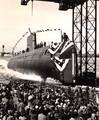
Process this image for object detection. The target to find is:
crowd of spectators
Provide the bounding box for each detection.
[0,79,99,120]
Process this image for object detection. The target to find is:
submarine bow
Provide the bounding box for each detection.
[8,39,75,84]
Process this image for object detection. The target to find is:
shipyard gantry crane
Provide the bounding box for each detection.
[20,0,98,86]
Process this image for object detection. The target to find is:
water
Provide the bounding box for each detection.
[0,58,43,83]
[0,57,99,84]
[0,57,60,84]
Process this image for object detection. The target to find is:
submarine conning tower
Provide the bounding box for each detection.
[27,32,36,51]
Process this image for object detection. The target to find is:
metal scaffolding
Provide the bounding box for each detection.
[72,0,97,84]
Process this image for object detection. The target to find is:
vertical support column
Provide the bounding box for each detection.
[80,4,83,77]
[72,4,82,79]
[95,0,97,83]
[85,0,88,77]
[72,0,97,85]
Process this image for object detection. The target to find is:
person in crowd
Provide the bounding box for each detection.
[0,80,99,120]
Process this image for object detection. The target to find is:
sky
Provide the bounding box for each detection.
[0,0,99,53]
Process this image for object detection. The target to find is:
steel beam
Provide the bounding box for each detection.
[73,0,97,85]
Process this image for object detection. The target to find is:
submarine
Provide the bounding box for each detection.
[8,30,75,84]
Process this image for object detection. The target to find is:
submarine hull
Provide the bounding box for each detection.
[8,45,74,85]
[8,47,60,80]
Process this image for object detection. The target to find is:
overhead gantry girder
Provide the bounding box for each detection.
[21,0,87,10]
[72,0,97,85]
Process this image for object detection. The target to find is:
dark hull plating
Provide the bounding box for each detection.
[8,47,60,80]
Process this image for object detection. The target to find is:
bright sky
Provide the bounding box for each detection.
[0,0,99,53]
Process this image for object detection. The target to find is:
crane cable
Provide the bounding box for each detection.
[31,0,33,15]
[12,32,28,55]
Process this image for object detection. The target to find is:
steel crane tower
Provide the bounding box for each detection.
[73,0,97,85]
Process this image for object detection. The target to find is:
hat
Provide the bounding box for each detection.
[69,118,75,120]
[28,95,33,100]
